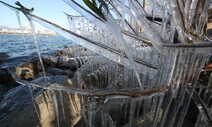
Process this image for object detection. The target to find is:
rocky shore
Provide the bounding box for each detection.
[0,47,82,126]
[0,47,210,127]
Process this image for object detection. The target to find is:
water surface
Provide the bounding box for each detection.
[0,34,72,67]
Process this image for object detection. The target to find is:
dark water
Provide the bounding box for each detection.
[0,34,73,95]
[0,34,73,67]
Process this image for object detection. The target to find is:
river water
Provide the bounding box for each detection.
[0,34,73,67]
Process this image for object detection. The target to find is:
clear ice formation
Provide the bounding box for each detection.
[0,0,212,127]
[27,18,48,84]
[15,11,27,49]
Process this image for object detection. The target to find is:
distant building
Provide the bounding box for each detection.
[37,29,57,35]
[0,26,57,35]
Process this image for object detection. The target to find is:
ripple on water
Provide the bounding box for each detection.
[0,34,73,67]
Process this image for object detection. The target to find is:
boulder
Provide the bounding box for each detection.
[0,52,9,63]
[56,56,70,68]
[42,56,57,67]
[47,68,67,75]
[0,87,82,127]
[55,47,74,57]
[16,67,35,80]
[20,60,44,74]
[68,58,78,71]
[0,68,17,87]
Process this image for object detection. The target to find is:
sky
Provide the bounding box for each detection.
[0,0,83,30]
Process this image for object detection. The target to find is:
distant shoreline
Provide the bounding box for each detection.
[0,33,59,36]
[0,28,58,36]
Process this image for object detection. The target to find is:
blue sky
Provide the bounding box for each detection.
[0,0,82,29]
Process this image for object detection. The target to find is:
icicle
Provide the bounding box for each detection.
[188,0,198,28]
[129,99,136,127]
[67,15,72,30]
[176,55,207,127]
[153,93,164,127]
[63,0,157,78]
[204,73,212,104]
[192,91,212,126]
[124,99,129,119]
[151,0,157,21]
[195,0,211,36]
[135,100,142,118]
[121,1,127,30]
[69,94,79,112]
[27,18,48,83]
[52,90,60,127]
[59,91,66,120]
[161,0,170,40]
[15,11,27,50]
[105,13,143,89]
[101,110,107,127]
[63,0,107,30]
[169,0,187,44]
[42,92,53,120]
[184,0,191,28]
[81,100,89,127]
[128,0,163,51]
[159,90,174,127]
[27,85,41,121]
[169,88,186,127]
[87,97,95,127]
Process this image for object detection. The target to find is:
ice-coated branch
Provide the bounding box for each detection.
[10,70,167,99]
[128,0,164,51]
[195,0,211,36]
[192,91,212,126]
[169,0,188,44]
[63,0,107,30]
[63,0,146,89]
[187,0,198,27]
[15,1,34,13]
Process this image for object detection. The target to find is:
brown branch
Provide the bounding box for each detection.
[177,0,187,31]
[203,63,212,71]
[88,86,167,98]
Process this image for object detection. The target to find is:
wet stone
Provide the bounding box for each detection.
[0,68,17,87]
[20,60,44,75]
[0,52,9,63]
[54,47,74,57]
[15,67,35,80]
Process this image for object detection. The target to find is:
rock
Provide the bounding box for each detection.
[56,56,70,68]
[0,88,82,127]
[20,60,44,74]
[0,68,17,87]
[67,70,75,78]
[42,56,57,67]
[47,68,67,75]
[34,72,53,79]
[16,67,35,80]
[0,68,19,103]
[55,47,74,57]
[42,56,78,72]
[43,56,71,69]
[68,58,77,71]
[0,52,9,63]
